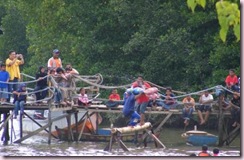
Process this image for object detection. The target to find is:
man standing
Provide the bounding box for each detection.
[47,49,62,71]
[131,75,151,125]
[0,64,10,103]
[5,50,24,102]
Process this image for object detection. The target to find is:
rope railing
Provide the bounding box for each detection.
[0,71,239,106]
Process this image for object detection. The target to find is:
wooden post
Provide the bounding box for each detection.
[19,112,23,139]
[154,111,173,133]
[78,112,88,141]
[2,112,10,145]
[48,101,52,144]
[74,110,78,142]
[66,112,73,141]
[218,96,224,146]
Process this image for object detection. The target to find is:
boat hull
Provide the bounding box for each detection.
[186,135,218,146]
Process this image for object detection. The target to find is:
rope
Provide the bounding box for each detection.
[73,75,131,89]
[145,81,186,94]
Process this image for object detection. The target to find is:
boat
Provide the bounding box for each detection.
[181,129,218,146]
[53,112,144,142]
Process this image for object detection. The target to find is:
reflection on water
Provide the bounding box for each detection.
[0,127,240,156]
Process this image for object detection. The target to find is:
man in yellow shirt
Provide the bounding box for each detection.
[5,50,24,102]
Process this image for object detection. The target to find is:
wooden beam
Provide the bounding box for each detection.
[14,114,69,143]
[154,112,173,133]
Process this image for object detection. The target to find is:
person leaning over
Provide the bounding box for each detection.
[5,50,24,102]
[65,63,79,75]
[131,75,151,125]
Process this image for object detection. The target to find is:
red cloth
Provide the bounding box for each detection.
[132,81,151,104]
[225,75,238,86]
[109,94,120,100]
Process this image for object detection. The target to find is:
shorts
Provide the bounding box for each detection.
[136,101,149,114]
[198,105,212,112]
[0,88,8,99]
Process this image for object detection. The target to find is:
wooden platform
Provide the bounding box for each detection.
[0,103,231,115]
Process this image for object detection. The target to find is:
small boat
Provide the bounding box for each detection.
[181,128,218,146]
[53,112,144,142]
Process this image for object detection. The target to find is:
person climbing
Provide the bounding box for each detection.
[122,88,141,127]
[131,75,151,125]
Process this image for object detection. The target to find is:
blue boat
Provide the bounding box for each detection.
[181,130,218,146]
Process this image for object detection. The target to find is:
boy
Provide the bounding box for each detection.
[0,64,10,103]
[13,83,27,119]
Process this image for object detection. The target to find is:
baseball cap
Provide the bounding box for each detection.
[20,83,27,88]
[53,49,60,54]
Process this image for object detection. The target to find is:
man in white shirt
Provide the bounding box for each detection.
[198,89,214,125]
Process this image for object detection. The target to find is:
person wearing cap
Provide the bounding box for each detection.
[198,89,214,125]
[198,145,211,156]
[47,49,62,71]
[12,83,27,119]
[5,50,24,102]
[0,64,10,104]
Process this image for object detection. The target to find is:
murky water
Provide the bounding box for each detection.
[0,127,240,157]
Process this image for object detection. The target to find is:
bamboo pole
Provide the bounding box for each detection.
[111,122,151,134]
[218,96,224,146]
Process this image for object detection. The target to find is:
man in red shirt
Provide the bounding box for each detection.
[225,69,239,97]
[109,89,121,100]
[225,69,238,90]
[106,89,122,107]
[131,75,151,125]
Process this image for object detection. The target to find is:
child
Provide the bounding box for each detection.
[13,83,27,119]
[78,88,91,107]
[0,64,10,104]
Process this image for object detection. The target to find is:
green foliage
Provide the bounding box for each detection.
[186,0,240,42]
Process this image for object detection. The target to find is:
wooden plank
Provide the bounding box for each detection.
[0,112,13,131]
[145,129,166,149]
[154,112,173,133]
[14,113,69,143]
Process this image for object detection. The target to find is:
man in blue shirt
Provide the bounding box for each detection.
[0,64,10,103]
[123,89,140,126]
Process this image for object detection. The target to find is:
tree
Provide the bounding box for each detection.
[186,0,240,42]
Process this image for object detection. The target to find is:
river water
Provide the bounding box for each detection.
[0,127,240,157]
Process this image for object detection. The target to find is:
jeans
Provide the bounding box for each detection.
[182,107,194,120]
[14,100,25,116]
[35,85,48,101]
[54,88,62,103]
[128,111,141,126]
[7,78,19,102]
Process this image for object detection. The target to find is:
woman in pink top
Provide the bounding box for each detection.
[78,88,91,107]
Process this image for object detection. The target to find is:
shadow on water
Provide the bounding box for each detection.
[0,127,240,156]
